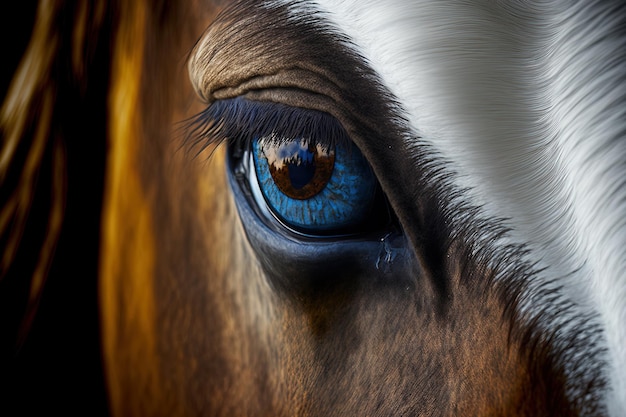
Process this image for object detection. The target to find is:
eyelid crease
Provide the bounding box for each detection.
[211,67,345,105]
[182,97,353,157]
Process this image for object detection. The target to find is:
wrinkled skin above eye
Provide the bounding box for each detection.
[252,138,378,233]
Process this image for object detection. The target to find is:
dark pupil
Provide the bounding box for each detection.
[263,140,335,200]
[288,148,315,189]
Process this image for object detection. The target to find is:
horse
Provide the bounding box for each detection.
[1,0,624,415]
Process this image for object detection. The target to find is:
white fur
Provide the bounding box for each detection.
[274,0,626,413]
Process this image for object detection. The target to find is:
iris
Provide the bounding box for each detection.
[252,137,377,233]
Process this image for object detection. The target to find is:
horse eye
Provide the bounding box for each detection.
[250,137,379,234]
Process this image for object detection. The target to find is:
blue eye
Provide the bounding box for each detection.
[186,97,389,236]
[252,137,378,233]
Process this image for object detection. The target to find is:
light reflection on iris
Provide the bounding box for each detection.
[252,137,377,233]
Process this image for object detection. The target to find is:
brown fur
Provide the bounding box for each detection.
[1,1,605,416]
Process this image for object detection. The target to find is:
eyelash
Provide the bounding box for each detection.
[183,97,350,156]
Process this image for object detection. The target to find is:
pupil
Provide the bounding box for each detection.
[288,148,316,189]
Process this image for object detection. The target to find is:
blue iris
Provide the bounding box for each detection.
[252,138,377,233]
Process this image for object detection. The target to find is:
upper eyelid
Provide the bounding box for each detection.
[186,2,387,135]
[187,2,347,106]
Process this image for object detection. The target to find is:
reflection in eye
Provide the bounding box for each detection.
[260,139,335,200]
[252,137,377,233]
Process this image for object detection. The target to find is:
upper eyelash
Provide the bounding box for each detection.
[182,97,351,156]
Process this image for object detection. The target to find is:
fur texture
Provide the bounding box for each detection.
[286,0,626,414]
[3,0,623,415]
